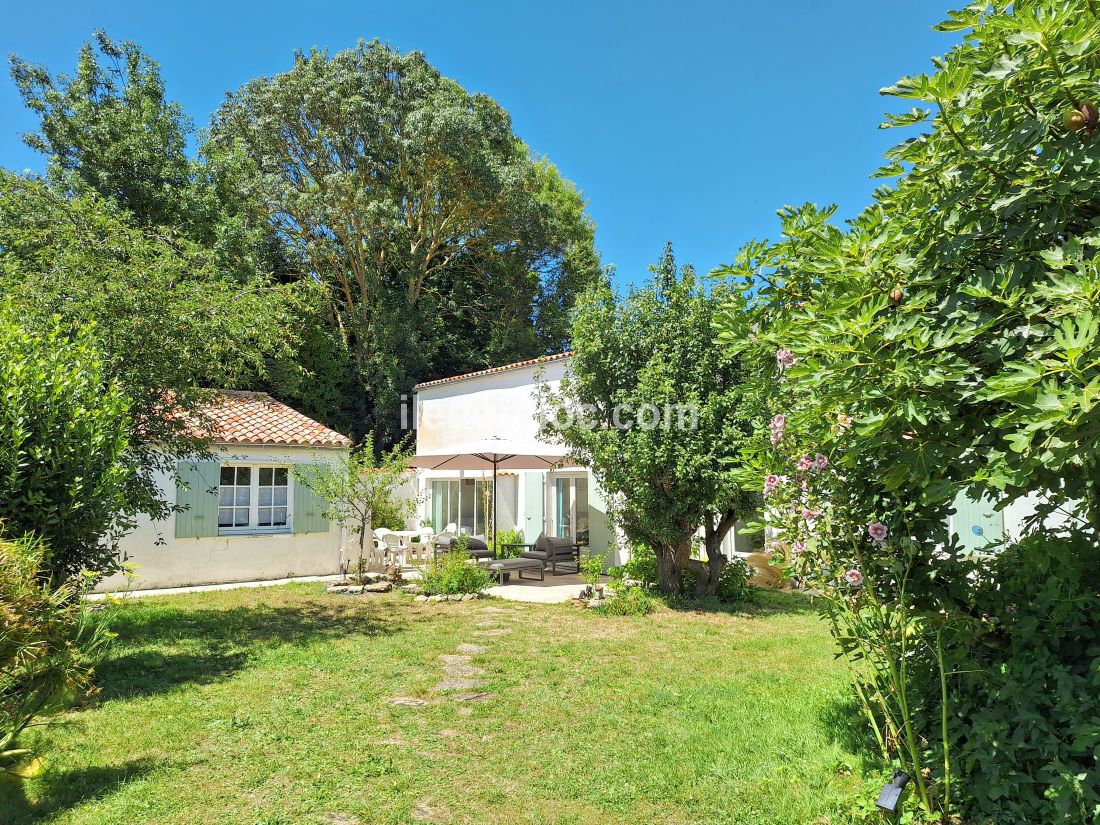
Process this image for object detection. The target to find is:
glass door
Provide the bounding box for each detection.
[552,475,589,546]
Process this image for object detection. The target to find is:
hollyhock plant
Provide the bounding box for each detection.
[797,454,814,471]
[814,453,829,470]
[769,414,787,445]
[844,569,863,587]
[763,474,780,496]
[867,522,888,545]
[802,508,818,522]
[775,348,797,370]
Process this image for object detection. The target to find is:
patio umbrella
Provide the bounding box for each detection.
[408,437,569,551]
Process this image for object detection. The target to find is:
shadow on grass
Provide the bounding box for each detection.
[92,599,403,703]
[0,759,156,824]
[660,588,821,617]
[818,695,889,774]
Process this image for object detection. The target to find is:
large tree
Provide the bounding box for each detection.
[0,173,296,549]
[207,41,600,449]
[10,31,294,285]
[541,245,758,595]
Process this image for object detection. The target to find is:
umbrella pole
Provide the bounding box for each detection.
[492,460,498,557]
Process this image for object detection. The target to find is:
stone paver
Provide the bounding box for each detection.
[433,678,487,692]
[452,691,492,703]
[388,697,431,707]
[473,628,511,637]
[456,643,487,654]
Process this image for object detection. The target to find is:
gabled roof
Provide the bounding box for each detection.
[197,391,352,449]
[413,351,573,390]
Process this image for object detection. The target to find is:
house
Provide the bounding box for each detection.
[411,353,755,567]
[96,391,350,592]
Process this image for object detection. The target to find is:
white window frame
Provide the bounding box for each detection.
[550,472,589,543]
[218,463,293,536]
[429,477,490,535]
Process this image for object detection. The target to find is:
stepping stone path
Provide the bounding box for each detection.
[439,654,486,678]
[389,605,517,708]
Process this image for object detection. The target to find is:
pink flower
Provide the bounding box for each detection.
[776,348,797,370]
[844,569,863,587]
[797,454,814,472]
[792,540,807,552]
[836,414,853,431]
[814,453,829,470]
[802,508,818,522]
[769,414,787,445]
[867,522,888,544]
[763,474,781,496]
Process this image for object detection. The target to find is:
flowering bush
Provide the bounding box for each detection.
[714,2,1100,820]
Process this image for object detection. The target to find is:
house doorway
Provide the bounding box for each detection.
[551,474,589,547]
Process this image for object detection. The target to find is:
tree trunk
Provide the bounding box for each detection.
[678,509,740,597]
[655,544,681,595]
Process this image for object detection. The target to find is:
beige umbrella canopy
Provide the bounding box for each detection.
[408,437,569,547]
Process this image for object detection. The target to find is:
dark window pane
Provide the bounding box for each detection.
[273,467,288,485]
[236,466,251,485]
[220,466,234,485]
[259,467,272,485]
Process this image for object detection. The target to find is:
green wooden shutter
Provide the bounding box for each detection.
[587,473,612,564]
[175,460,221,538]
[523,471,545,540]
[293,464,330,534]
[951,489,1005,552]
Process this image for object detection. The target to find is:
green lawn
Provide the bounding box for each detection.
[3,584,880,824]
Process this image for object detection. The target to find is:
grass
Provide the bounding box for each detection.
[2,584,882,824]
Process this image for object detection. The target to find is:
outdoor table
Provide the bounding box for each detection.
[484,557,545,585]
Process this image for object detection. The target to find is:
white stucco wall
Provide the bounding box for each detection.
[97,444,347,592]
[414,358,569,450]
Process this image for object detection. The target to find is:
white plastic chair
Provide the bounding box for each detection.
[381,532,407,567]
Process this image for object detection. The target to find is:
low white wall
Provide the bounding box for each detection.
[97,444,346,593]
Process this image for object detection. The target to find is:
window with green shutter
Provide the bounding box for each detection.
[175,460,221,538]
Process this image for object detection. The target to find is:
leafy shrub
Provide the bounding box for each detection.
[610,544,658,589]
[579,552,605,591]
[595,586,658,616]
[417,551,492,596]
[0,536,112,781]
[936,534,1100,822]
[492,528,526,558]
[614,545,753,603]
[711,557,754,603]
[0,315,135,583]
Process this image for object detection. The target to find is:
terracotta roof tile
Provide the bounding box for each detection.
[413,351,573,390]
[196,391,352,448]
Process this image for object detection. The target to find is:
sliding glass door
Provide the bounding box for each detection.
[552,474,589,546]
[430,479,488,535]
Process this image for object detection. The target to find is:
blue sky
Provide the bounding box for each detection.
[1,1,958,287]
